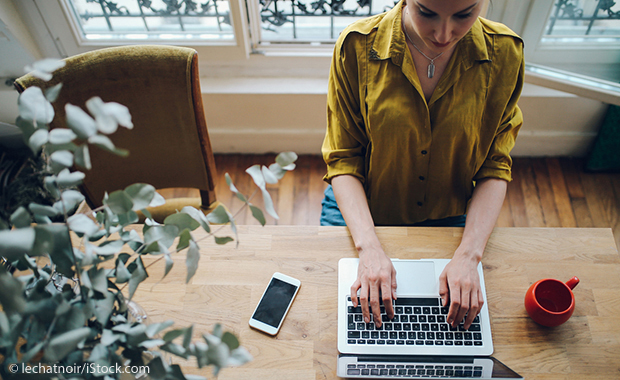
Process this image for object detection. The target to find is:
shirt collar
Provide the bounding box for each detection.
[370,0,490,67]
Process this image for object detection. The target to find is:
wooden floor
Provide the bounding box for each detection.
[165,155,620,250]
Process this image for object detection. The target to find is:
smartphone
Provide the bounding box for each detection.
[249,272,301,335]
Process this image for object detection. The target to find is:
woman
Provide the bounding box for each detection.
[321,0,524,331]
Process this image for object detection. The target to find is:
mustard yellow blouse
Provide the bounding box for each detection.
[322,1,524,226]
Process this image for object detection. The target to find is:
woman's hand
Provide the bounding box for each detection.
[438,251,484,330]
[331,175,397,328]
[439,178,508,330]
[351,245,397,327]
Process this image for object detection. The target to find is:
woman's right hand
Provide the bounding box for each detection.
[351,245,397,327]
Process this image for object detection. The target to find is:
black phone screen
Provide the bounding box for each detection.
[252,277,298,328]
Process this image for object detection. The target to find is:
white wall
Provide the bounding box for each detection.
[200,78,608,156]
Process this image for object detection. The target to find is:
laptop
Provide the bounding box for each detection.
[337,258,523,379]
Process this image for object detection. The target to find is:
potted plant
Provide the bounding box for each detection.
[0,59,297,379]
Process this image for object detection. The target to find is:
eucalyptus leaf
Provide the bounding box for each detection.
[44,176,60,198]
[35,224,74,277]
[206,205,230,224]
[105,190,134,214]
[92,291,115,324]
[249,205,266,226]
[0,271,26,313]
[182,325,193,349]
[10,206,31,228]
[275,151,298,168]
[221,331,240,350]
[53,189,85,213]
[0,228,35,261]
[268,162,286,180]
[93,240,125,256]
[45,83,63,102]
[180,206,210,233]
[18,86,54,124]
[28,128,48,153]
[143,224,179,249]
[224,173,238,193]
[48,128,77,144]
[50,150,74,169]
[56,168,85,188]
[67,214,99,236]
[29,203,59,218]
[146,320,174,338]
[261,188,279,220]
[185,240,200,283]
[214,236,234,245]
[163,253,174,280]
[115,259,131,284]
[15,116,36,141]
[261,165,278,184]
[125,183,155,210]
[43,327,91,362]
[163,329,185,343]
[65,103,97,139]
[75,144,92,170]
[117,210,139,226]
[128,257,148,300]
[88,134,115,152]
[33,215,51,225]
[165,213,200,232]
[25,58,66,81]
[177,229,192,251]
[235,192,248,203]
[149,191,166,208]
[245,164,265,189]
[86,97,133,134]
[101,329,120,346]
[139,339,165,348]
[227,347,253,367]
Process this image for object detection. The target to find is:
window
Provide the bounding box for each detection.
[496,0,620,83]
[65,0,236,43]
[20,0,251,60]
[250,0,396,45]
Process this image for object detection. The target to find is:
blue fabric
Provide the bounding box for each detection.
[320,185,466,227]
[320,185,347,226]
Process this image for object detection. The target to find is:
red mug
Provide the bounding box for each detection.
[524,276,579,327]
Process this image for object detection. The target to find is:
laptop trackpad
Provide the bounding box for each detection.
[393,260,438,296]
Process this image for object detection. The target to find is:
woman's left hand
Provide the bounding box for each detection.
[438,251,484,330]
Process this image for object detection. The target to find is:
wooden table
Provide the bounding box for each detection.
[134,226,620,380]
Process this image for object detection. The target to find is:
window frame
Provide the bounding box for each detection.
[19,0,252,61]
[493,0,620,65]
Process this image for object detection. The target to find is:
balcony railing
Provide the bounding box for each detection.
[545,0,620,37]
[258,0,397,42]
[66,0,234,41]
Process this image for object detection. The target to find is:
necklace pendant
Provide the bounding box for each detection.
[427,62,435,78]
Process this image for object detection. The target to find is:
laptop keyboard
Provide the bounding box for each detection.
[346,362,484,378]
[346,296,484,347]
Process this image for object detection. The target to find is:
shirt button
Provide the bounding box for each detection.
[419,176,425,181]
[417,202,423,207]
[421,150,427,155]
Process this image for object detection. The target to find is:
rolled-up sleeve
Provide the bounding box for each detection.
[322,34,369,184]
[474,40,524,182]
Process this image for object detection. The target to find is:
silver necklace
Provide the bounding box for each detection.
[403,11,444,78]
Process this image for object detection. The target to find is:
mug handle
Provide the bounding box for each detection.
[566,276,580,290]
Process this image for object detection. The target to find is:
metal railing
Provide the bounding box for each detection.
[67,0,233,38]
[258,0,397,42]
[546,0,620,36]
